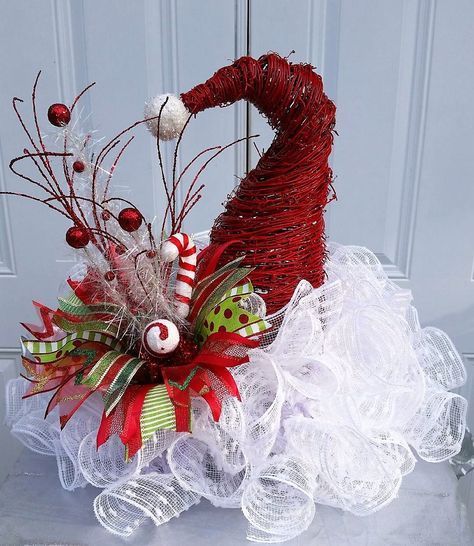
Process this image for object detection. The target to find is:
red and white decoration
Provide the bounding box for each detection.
[2,54,468,544]
[160,233,197,319]
[142,319,181,357]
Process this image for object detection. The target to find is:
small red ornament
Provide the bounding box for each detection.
[47,103,71,127]
[146,250,157,259]
[101,210,111,221]
[118,208,142,232]
[72,160,85,173]
[104,271,115,282]
[66,226,90,249]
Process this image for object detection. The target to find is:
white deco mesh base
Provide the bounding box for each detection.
[5,243,467,543]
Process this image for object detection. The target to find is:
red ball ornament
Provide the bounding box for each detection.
[146,250,157,259]
[66,226,90,249]
[118,208,142,232]
[48,103,71,127]
[72,160,85,173]
[104,271,116,282]
[101,209,111,221]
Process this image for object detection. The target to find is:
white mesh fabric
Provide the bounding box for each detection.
[242,456,317,543]
[5,376,47,427]
[403,390,467,462]
[12,409,60,457]
[5,243,468,542]
[55,399,102,490]
[94,472,201,537]
[416,327,467,390]
[168,434,248,508]
[78,431,135,488]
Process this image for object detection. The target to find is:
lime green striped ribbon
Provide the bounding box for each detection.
[234,318,272,338]
[21,331,121,363]
[219,282,253,302]
[58,291,83,308]
[140,384,176,442]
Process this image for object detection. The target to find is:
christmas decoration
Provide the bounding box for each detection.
[184,54,336,314]
[144,92,189,140]
[2,55,468,543]
[117,207,143,232]
[65,225,90,249]
[72,159,85,173]
[47,102,71,126]
[160,232,197,318]
[142,319,181,356]
[103,270,115,282]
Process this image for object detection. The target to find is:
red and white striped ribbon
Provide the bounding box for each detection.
[160,233,197,318]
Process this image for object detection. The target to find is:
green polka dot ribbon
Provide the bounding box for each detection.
[197,281,271,344]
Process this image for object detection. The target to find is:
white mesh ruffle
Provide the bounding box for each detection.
[5,243,467,542]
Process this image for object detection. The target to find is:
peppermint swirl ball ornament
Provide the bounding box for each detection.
[142,319,180,357]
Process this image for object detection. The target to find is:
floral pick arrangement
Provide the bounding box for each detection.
[3,54,467,543]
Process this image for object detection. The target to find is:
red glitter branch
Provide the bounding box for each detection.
[70,82,96,114]
[1,74,148,258]
[2,70,275,307]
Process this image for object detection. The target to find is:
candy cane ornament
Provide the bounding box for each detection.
[160,233,196,319]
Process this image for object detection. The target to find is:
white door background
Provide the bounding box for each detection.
[1,0,473,522]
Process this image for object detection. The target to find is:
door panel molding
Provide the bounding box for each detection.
[0,142,16,277]
[0,350,22,484]
[379,0,436,279]
[51,0,91,265]
[308,0,341,101]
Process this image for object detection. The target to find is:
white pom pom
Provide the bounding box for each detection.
[144,94,189,140]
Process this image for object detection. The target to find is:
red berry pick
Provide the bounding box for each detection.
[48,103,71,127]
[118,208,142,232]
[101,209,111,221]
[72,160,85,173]
[104,271,116,282]
[66,226,90,249]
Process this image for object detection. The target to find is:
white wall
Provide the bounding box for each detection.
[1,0,473,516]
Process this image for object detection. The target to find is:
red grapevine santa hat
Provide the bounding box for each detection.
[146,53,336,314]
